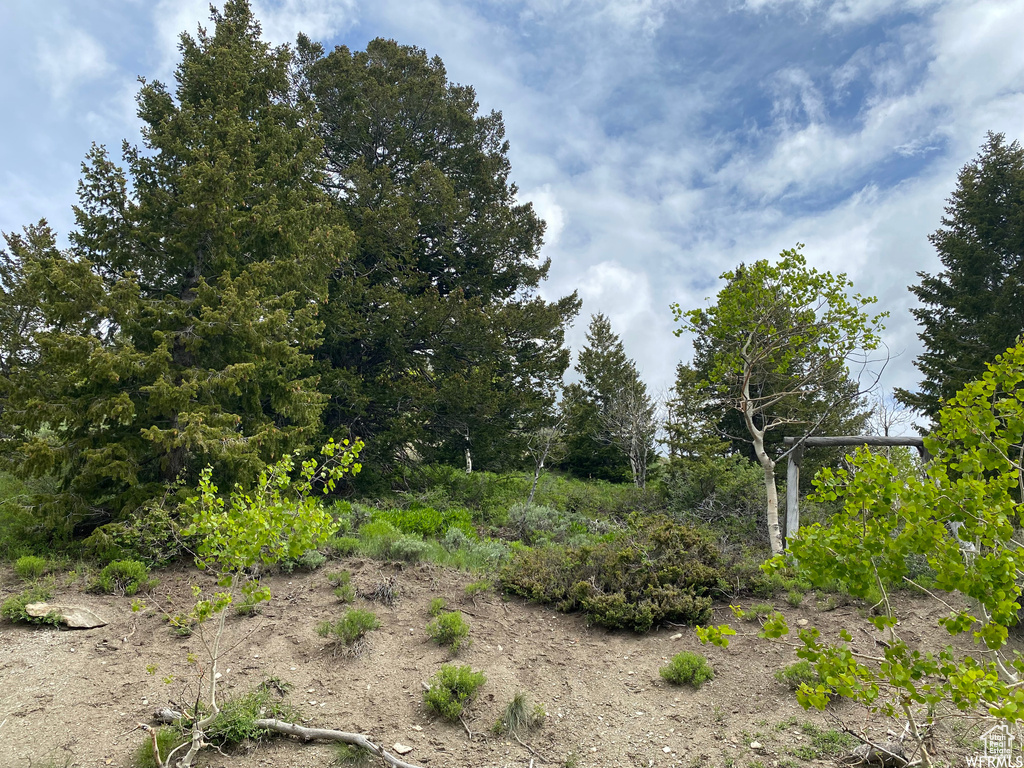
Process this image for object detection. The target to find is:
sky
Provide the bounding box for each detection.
[1,0,1022,412]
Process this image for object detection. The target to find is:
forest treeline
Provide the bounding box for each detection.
[1,0,1022,550]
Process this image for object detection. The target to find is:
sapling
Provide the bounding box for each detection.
[156,438,362,768]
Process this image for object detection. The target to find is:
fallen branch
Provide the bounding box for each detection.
[253,719,424,768]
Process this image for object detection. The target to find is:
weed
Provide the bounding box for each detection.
[334,742,372,765]
[426,611,471,654]
[318,609,381,649]
[464,579,492,597]
[493,692,545,737]
[327,570,355,603]
[423,664,486,722]
[429,597,447,617]
[660,651,714,689]
[361,575,400,606]
[774,660,821,691]
[204,683,299,749]
[325,536,360,558]
[93,559,155,596]
[785,589,804,607]
[789,723,856,759]
[1,583,59,625]
[135,727,187,768]
[712,704,725,723]
[280,548,327,573]
[389,534,430,563]
[733,603,775,622]
[14,555,49,580]
[564,752,580,768]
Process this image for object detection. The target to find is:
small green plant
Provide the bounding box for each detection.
[14,555,49,580]
[426,610,471,654]
[204,682,300,749]
[135,727,188,768]
[493,692,545,737]
[423,664,486,722]
[318,608,381,648]
[785,589,804,607]
[798,722,856,757]
[732,603,774,622]
[1,584,58,625]
[93,559,155,596]
[660,651,714,689]
[428,597,447,617]
[334,742,372,765]
[774,660,821,691]
[464,579,492,597]
[325,536,360,558]
[327,570,355,603]
[234,580,267,616]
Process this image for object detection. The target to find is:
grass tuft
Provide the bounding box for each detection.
[659,651,714,689]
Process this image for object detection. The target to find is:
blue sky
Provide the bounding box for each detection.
[2,0,1023,413]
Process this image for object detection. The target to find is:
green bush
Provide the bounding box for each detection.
[357,520,402,560]
[318,608,381,647]
[1,584,58,625]
[774,660,822,691]
[281,548,327,573]
[389,534,430,563]
[464,580,492,597]
[327,571,354,602]
[14,555,49,580]
[93,559,155,596]
[204,682,298,748]
[325,536,360,558]
[664,455,766,545]
[500,515,723,631]
[0,472,70,560]
[426,611,471,654]
[371,503,476,539]
[423,665,486,722]
[660,651,714,689]
[429,597,447,616]
[82,504,185,567]
[506,502,603,545]
[134,727,188,768]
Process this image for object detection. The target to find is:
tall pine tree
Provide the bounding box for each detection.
[0,1,350,529]
[897,132,1024,419]
[297,37,579,478]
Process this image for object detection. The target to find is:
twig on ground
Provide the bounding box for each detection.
[253,718,425,768]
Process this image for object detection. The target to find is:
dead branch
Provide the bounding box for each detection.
[252,718,425,768]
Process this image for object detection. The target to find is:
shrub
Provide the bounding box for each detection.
[464,580,492,598]
[325,536,360,558]
[494,692,545,737]
[327,571,355,603]
[775,660,822,691]
[426,611,471,654]
[93,559,155,596]
[429,597,447,617]
[14,555,49,580]
[423,665,486,722]
[82,503,184,567]
[357,520,402,560]
[501,515,723,631]
[318,609,381,647]
[205,682,299,748]
[660,651,714,689]
[1,584,58,625]
[389,534,430,563]
[135,727,187,768]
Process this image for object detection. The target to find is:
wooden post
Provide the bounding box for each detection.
[785,445,803,547]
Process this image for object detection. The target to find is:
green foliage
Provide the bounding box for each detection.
[82,504,185,567]
[664,454,766,546]
[898,132,1024,419]
[429,597,447,617]
[0,1,353,529]
[135,727,188,768]
[280,549,327,573]
[507,501,604,545]
[205,683,299,749]
[317,608,381,647]
[93,560,155,596]
[14,555,48,580]
[423,665,487,722]
[426,611,471,654]
[370,504,475,539]
[299,35,579,481]
[494,692,545,737]
[0,472,68,559]
[792,723,857,758]
[1,584,58,625]
[673,245,885,552]
[334,743,372,765]
[501,515,723,632]
[464,580,492,597]
[325,536,360,558]
[327,571,354,603]
[774,660,822,691]
[659,651,714,689]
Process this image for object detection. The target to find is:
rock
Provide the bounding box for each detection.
[796,619,809,627]
[393,743,413,755]
[25,603,106,629]
[153,708,184,724]
[670,633,683,640]
[750,741,764,752]
[844,741,908,767]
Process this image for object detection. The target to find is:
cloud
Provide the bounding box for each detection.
[36,27,112,102]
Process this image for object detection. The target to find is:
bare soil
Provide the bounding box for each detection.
[0,560,994,768]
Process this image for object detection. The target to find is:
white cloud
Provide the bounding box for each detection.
[36,27,112,102]
[522,184,566,248]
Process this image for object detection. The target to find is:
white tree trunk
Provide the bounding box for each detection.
[742,364,784,554]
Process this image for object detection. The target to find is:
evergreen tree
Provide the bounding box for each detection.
[0,1,349,528]
[297,37,579,478]
[561,313,652,483]
[897,132,1024,420]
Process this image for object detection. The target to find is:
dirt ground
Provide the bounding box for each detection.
[0,559,997,768]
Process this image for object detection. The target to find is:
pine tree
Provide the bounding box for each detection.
[298,37,579,478]
[897,132,1024,420]
[0,1,350,528]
